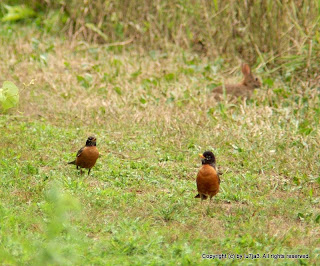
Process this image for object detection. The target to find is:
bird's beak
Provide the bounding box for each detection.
[199,154,205,159]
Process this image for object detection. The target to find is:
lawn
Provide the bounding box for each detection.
[0,24,319,265]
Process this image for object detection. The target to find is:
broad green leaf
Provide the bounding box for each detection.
[0,81,19,110]
[2,5,36,22]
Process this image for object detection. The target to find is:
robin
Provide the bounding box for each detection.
[195,151,220,202]
[68,136,99,175]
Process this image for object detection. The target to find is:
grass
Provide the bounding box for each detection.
[1,1,320,69]
[0,23,319,265]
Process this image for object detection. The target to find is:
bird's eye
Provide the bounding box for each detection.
[255,78,258,81]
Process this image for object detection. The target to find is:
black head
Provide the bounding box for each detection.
[86,136,96,146]
[200,151,216,166]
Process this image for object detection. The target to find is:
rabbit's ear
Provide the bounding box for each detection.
[241,63,251,75]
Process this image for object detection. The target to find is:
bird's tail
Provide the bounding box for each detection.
[68,160,76,165]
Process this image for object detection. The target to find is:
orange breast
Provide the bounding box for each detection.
[196,165,219,197]
[75,146,99,169]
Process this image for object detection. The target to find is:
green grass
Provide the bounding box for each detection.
[0,25,319,265]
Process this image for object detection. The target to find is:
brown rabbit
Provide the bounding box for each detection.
[213,64,261,98]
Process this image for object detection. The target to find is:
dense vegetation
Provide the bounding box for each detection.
[2,1,320,68]
[0,1,319,264]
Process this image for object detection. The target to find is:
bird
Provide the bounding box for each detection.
[195,151,220,203]
[68,136,99,175]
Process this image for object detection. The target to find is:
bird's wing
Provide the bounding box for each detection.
[76,146,85,157]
